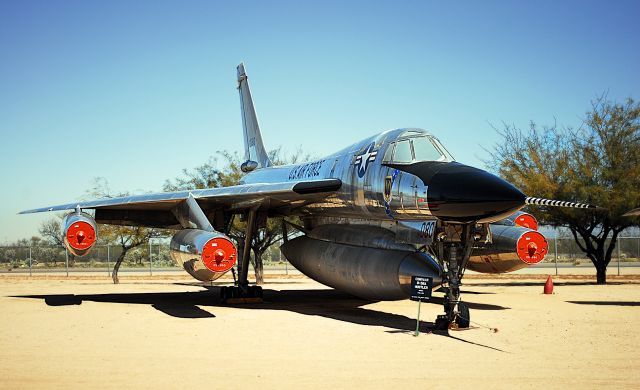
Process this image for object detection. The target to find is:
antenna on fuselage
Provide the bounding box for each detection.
[237,62,272,172]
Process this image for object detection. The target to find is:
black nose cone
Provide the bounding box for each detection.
[386,161,525,222]
[426,163,525,222]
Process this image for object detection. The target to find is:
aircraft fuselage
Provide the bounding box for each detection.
[242,127,526,225]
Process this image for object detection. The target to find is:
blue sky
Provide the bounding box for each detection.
[1,0,639,242]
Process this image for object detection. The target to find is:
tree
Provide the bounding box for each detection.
[490,97,640,284]
[164,149,308,284]
[225,214,291,285]
[88,178,163,284]
[39,217,66,266]
[39,218,64,247]
[29,236,42,247]
[4,249,17,269]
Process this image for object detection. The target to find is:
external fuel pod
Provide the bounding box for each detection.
[62,211,98,257]
[170,229,237,282]
[281,235,441,300]
[467,224,547,273]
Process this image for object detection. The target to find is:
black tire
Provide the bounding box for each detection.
[456,302,470,328]
[220,287,227,301]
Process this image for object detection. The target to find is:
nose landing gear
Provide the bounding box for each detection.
[433,223,485,330]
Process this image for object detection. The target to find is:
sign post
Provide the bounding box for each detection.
[410,276,433,337]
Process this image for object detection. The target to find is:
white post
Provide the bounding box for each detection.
[149,240,152,276]
[29,247,32,277]
[554,235,558,276]
[65,248,69,277]
[618,239,621,276]
[107,245,110,277]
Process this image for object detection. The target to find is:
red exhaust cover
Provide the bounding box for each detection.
[514,213,538,230]
[202,237,237,273]
[65,221,96,251]
[516,231,547,264]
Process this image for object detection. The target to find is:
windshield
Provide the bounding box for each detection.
[383,136,452,163]
[393,140,413,163]
[412,137,444,161]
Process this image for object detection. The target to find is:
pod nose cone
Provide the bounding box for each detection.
[426,163,525,222]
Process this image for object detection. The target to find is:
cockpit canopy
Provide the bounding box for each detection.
[382,131,454,164]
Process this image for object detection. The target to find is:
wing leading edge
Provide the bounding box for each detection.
[20,179,342,228]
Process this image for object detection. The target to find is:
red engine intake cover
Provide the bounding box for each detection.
[516,231,547,264]
[514,213,538,230]
[66,221,96,251]
[201,237,237,273]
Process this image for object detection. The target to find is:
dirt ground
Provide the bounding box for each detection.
[0,275,639,389]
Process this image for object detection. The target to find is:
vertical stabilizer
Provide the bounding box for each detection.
[237,63,271,171]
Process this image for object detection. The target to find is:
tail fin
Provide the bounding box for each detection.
[237,62,271,171]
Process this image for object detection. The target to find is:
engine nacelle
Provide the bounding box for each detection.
[62,211,98,257]
[467,224,547,273]
[281,235,441,301]
[170,229,237,282]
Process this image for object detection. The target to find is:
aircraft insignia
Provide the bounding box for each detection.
[354,143,378,178]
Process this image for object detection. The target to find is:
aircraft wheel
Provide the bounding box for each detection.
[220,286,228,301]
[247,285,263,298]
[456,302,470,328]
[220,285,263,301]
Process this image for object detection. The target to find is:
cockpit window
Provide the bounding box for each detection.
[393,140,413,163]
[382,135,454,164]
[432,137,455,161]
[383,142,395,162]
[412,137,445,161]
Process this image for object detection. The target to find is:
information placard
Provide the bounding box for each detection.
[410,276,433,302]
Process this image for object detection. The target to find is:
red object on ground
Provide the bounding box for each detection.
[202,237,237,273]
[544,275,554,294]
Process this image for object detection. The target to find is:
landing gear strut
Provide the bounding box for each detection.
[220,208,263,303]
[434,223,484,329]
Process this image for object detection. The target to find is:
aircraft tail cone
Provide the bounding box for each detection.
[543,275,554,295]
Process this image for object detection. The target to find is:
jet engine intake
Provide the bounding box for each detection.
[170,229,237,282]
[62,211,97,256]
[467,224,547,273]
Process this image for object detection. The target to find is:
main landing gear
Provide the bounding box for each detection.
[220,284,263,301]
[220,208,263,303]
[433,223,485,330]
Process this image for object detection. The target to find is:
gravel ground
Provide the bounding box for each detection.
[0,276,639,389]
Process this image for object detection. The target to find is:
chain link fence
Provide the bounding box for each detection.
[0,243,171,275]
[1,236,639,276]
[537,236,640,275]
[0,242,295,275]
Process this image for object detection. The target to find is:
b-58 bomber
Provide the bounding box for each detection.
[21,63,596,328]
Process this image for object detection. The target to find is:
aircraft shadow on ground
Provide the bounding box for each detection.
[567,300,640,307]
[13,287,510,352]
[13,287,508,332]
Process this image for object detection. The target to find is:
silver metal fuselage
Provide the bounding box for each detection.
[242,128,439,224]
